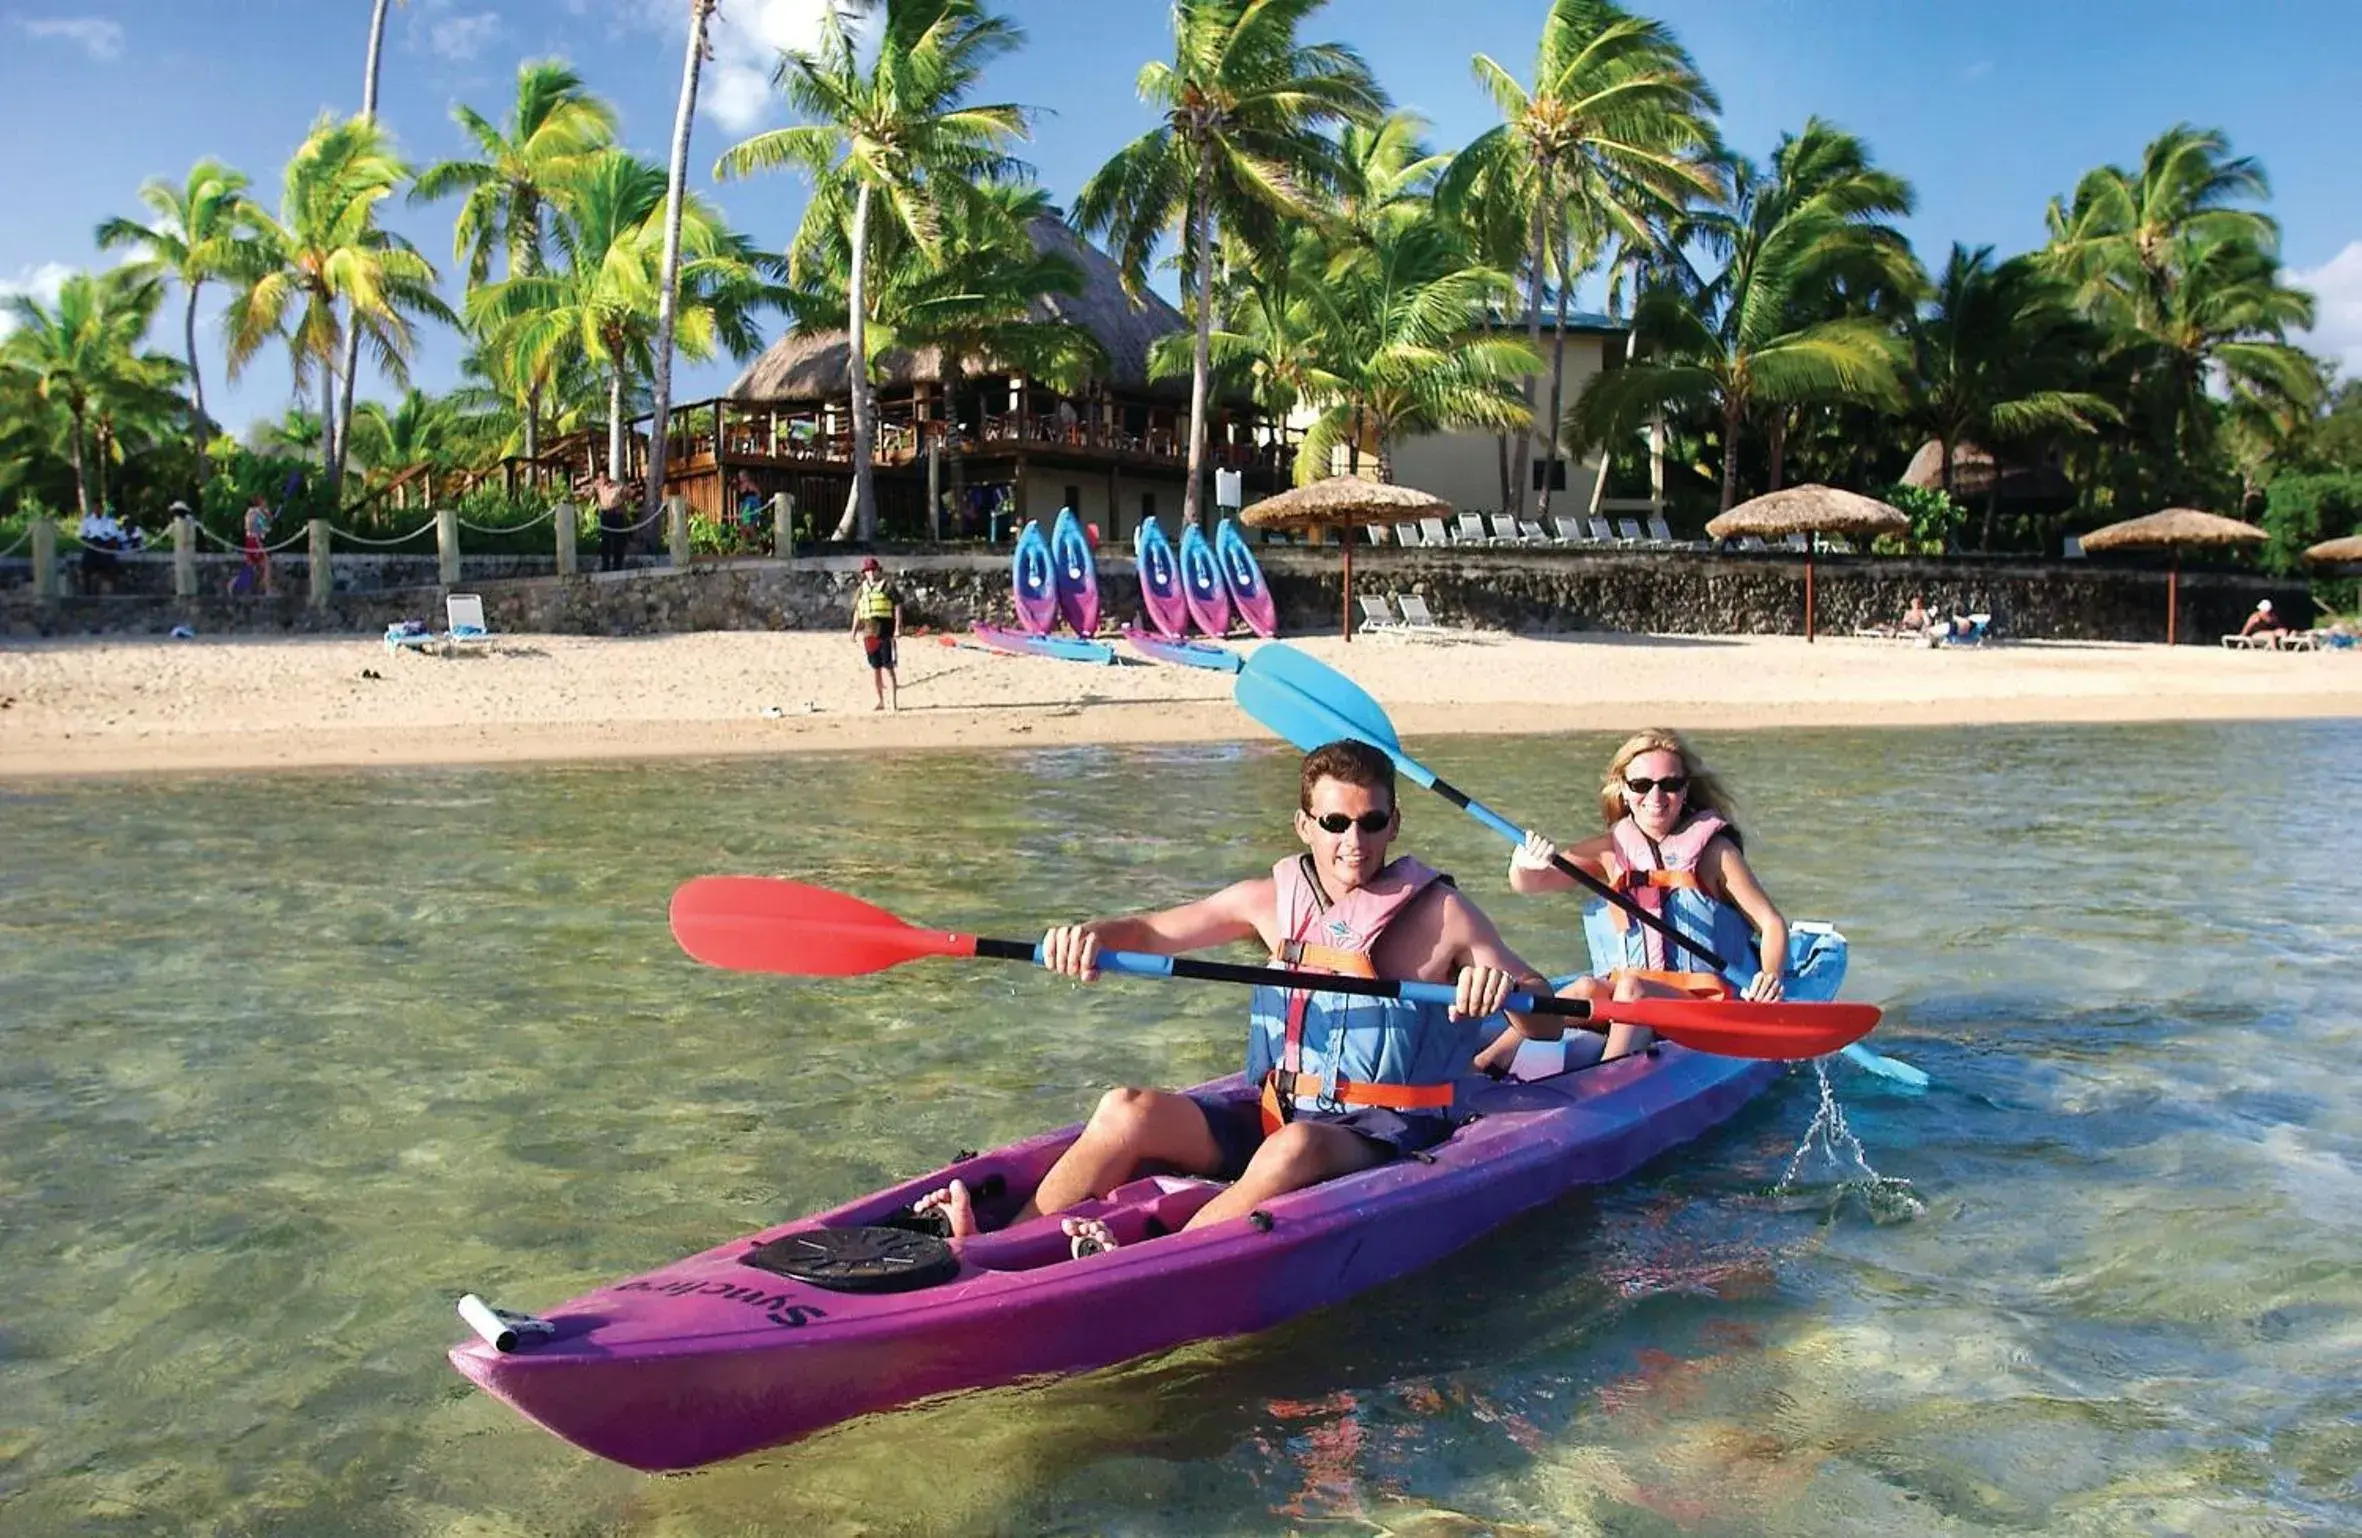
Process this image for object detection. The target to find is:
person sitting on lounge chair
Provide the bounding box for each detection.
[1900,596,1931,636]
[2240,600,2287,643]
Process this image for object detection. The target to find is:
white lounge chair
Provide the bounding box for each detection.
[1735,535,1768,552]
[1489,513,1529,545]
[1356,594,1407,635]
[1517,518,1558,546]
[1586,516,1619,544]
[383,618,437,654]
[1551,516,1593,545]
[1392,522,1422,549]
[1614,517,1646,544]
[1784,533,1812,553]
[1455,512,1494,545]
[1646,514,1678,546]
[442,592,494,652]
[1419,516,1454,548]
[2063,536,2086,560]
[1395,591,1454,638]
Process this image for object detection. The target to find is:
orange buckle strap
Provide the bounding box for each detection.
[1273,940,1377,977]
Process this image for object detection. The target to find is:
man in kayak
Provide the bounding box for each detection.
[915,739,1554,1255]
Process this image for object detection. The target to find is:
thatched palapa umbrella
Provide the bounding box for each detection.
[1704,485,1909,643]
[2079,509,2267,645]
[2303,534,2362,565]
[1240,478,1448,642]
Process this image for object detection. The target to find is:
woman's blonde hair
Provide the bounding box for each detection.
[1597,727,1740,841]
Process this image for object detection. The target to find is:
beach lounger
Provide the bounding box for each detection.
[1516,518,1558,546]
[1391,522,1422,549]
[384,619,437,654]
[1646,514,1680,546]
[1784,533,1812,552]
[1394,591,1458,639]
[1489,513,1530,545]
[1551,516,1593,545]
[1736,535,1769,552]
[442,593,495,653]
[1356,594,1407,635]
[1419,516,1455,548]
[1615,517,1647,544]
[1586,517,1619,545]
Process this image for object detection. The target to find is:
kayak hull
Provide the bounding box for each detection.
[1010,521,1058,635]
[1177,523,1232,637]
[1133,518,1190,638]
[1215,518,1278,637]
[1122,626,1242,672]
[1051,509,1100,636]
[451,1045,1780,1473]
[969,623,1114,665]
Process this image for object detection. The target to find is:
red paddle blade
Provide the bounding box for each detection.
[670,876,977,977]
[1590,998,1884,1061]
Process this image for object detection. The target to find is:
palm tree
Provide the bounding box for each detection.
[412,61,618,460]
[1903,245,2115,547]
[229,116,453,505]
[1568,123,1913,511]
[2044,124,2321,483]
[1075,0,1384,529]
[2,270,185,516]
[717,0,1031,541]
[1437,0,1719,521]
[1292,221,1539,484]
[472,150,775,482]
[334,0,410,487]
[93,159,262,460]
[643,0,722,523]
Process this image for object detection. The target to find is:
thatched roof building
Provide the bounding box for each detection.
[1900,439,2071,502]
[728,217,1194,403]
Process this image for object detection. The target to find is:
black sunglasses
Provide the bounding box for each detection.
[1623,774,1690,797]
[1312,809,1393,835]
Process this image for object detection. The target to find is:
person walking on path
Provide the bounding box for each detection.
[850,556,902,711]
[239,493,275,596]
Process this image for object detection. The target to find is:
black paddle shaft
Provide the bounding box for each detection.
[973,936,1602,1019]
[1421,774,1734,973]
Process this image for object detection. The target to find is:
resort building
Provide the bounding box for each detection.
[642,216,1295,542]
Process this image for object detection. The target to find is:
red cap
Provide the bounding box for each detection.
[860,556,881,572]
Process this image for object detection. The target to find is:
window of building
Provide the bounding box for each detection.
[1531,457,1569,491]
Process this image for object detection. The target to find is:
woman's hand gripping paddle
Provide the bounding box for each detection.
[669,876,1886,1061]
[1231,644,1927,1086]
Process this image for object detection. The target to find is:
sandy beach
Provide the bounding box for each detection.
[3,627,2358,778]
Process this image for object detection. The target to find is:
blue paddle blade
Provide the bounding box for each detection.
[1841,1041,1930,1088]
[1238,644,1404,753]
[1234,661,1439,790]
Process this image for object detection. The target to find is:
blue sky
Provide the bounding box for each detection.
[3,0,2357,438]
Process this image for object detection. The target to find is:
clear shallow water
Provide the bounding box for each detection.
[2,724,2358,1536]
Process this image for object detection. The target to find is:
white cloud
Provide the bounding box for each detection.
[2290,241,2362,379]
[11,14,125,61]
[0,262,77,337]
[429,10,502,62]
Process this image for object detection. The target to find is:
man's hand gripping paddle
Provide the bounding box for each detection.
[1230,643,1926,1085]
[669,876,1886,1062]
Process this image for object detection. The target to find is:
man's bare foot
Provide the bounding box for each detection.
[1062,1215,1117,1259]
[912,1179,978,1239]
[872,701,885,712]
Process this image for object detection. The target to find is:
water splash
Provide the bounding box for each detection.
[1776,1059,1926,1223]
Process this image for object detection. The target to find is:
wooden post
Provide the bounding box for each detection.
[555,499,578,576]
[927,440,942,542]
[31,517,57,600]
[308,518,332,609]
[2167,552,2180,646]
[173,512,195,598]
[436,506,460,587]
[668,496,690,567]
[1803,535,1817,643]
[773,492,795,560]
[1342,526,1355,643]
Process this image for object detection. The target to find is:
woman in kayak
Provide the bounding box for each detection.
[1477,727,1790,1071]
[914,739,1553,1256]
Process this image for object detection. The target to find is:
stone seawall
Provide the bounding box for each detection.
[2,547,2303,645]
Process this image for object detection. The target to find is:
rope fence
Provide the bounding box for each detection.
[334,516,442,549]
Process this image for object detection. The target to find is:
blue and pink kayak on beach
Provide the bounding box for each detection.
[449,929,1849,1472]
[1134,516,1191,638]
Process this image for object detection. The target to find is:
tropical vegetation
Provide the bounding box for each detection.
[3,0,2351,582]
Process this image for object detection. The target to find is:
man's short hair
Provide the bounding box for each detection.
[1299,739,1395,813]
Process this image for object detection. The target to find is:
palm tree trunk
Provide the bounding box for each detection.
[1719,400,1742,512]
[608,371,626,481]
[1496,434,1511,509]
[321,363,341,488]
[832,180,877,541]
[1510,198,1547,519]
[331,0,397,505]
[68,406,91,518]
[94,422,112,515]
[1183,172,1214,530]
[183,281,212,481]
[1767,410,1790,492]
[1537,222,1574,524]
[642,0,714,524]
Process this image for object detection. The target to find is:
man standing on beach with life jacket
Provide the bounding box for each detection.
[910,739,1557,1256]
[849,557,901,711]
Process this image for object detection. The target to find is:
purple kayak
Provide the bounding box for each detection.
[1215,518,1278,638]
[1133,517,1190,638]
[1178,522,1232,637]
[1010,520,1058,635]
[450,1043,1780,1472]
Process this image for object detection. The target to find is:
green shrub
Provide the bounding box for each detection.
[1876,483,1965,555]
